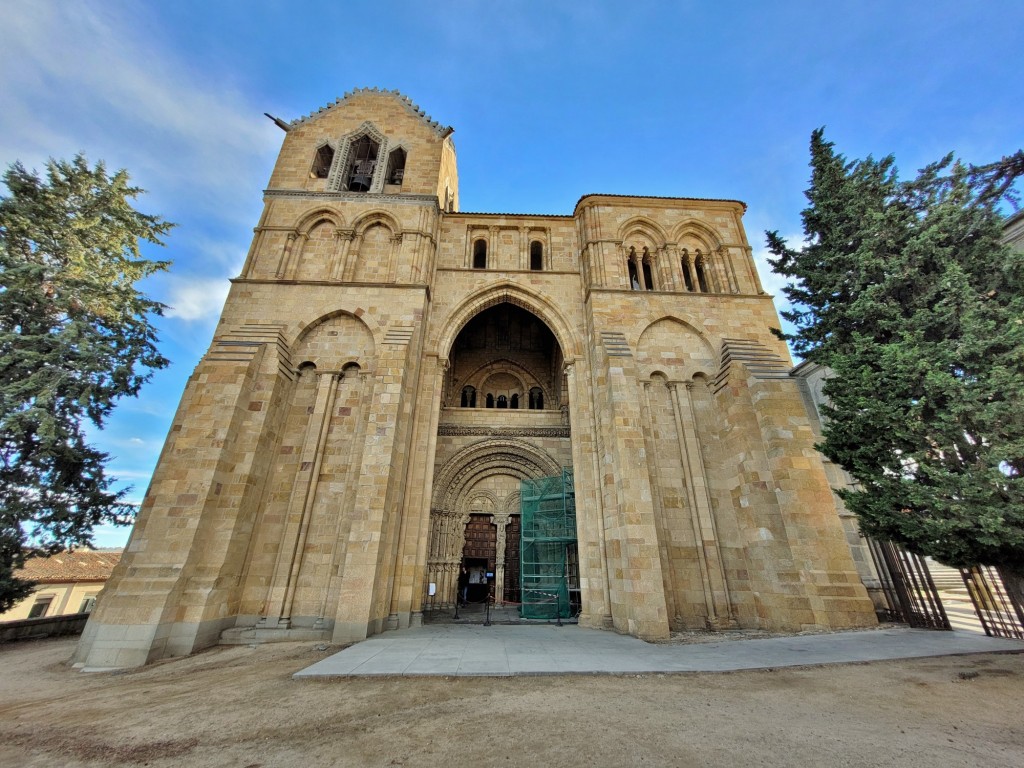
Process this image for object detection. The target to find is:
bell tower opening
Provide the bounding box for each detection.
[343,134,380,192]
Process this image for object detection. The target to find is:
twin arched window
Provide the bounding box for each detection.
[627,247,655,291]
[681,250,710,293]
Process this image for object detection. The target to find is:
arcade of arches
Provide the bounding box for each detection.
[75,88,881,670]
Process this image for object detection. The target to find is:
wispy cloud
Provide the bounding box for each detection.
[0,1,276,223]
[162,275,231,322]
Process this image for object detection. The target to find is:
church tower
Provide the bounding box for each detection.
[76,90,876,669]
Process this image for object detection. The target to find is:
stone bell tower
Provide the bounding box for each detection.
[76,89,461,668]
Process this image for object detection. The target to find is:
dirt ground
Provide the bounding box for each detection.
[0,637,1021,768]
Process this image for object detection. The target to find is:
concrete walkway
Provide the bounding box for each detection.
[294,624,1024,678]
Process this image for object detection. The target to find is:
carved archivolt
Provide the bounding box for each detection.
[431,438,562,512]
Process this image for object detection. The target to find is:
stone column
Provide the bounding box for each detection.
[392,354,447,628]
[342,233,363,282]
[668,381,735,628]
[683,253,699,292]
[329,230,354,282]
[493,513,509,602]
[263,371,341,627]
[276,232,297,278]
[717,246,739,293]
[640,380,678,623]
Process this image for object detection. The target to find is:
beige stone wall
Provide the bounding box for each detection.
[0,581,104,622]
[76,89,877,669]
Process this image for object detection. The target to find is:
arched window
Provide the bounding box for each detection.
[642,248,655,291]
[385,147,406,185]
[344,135,380,192]
[510,393,519,409]
[497,395,508,409]
[311,144,334,179]
[627,248,641,290]
[529,387,544,410]
[530,240,544,271]
[681,251,695,292]
[695,252,710,293]
[486,393,495,408]
[473,239,487,269]
[461,385,476,408]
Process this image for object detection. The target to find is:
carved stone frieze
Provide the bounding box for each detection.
[437,425,570,438]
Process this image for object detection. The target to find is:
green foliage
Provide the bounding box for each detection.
[0,155,172,611]
[767,132,1024,576]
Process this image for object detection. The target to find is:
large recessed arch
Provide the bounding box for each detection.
[636,316,718,381]
[291,309,378,370]
[436,281,581,361]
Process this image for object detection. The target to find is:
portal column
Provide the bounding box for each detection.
[493,513,509,603]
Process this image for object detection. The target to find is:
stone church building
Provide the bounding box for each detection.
[76,89,877,669]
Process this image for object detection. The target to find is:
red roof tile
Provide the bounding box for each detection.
[16,550,122,583]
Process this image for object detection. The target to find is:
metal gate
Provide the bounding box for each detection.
[867,539,951,629]
[959,566,1024,639]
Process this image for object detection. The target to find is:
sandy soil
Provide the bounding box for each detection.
[0,637,1021,768]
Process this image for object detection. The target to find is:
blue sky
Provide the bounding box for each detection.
[2,1,1021,547]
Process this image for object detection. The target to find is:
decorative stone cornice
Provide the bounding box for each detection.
[437,425,570,438]
[264,189,439,205]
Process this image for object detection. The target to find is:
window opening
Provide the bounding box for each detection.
[530,240,544,271]
[473,239,487,269]
[385,147,406,185]
[311,144,334,179]
[627,256,640,290]
[642,253,655,292]
[681,253,695,292]
[529,387,544,409]
[79,596,97,614]
[28,596,53,619]
[486,393,495,408]
[461,386,477,408]
[344,134,380,192]
[695,253,710,293]
[510,393,520,409]
[497,395,508,409]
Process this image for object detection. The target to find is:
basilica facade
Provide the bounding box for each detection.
[76,89,876,669]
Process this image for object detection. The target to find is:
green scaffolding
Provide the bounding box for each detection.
[520,468,577,619]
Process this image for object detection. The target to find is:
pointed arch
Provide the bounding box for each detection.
[291,310,377,372]
[294,207,345,236]
[671,219,723,251]
[350,209,402,238]
[436,281,581,361]
[635,316,718,381]
[330,121,390,193]
[617,216,670,247]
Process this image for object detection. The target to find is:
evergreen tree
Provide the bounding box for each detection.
[0,156,171,611]
[767,131,1024,606]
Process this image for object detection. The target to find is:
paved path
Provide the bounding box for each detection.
[294,624,1024,678]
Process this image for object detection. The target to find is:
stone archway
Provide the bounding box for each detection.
[427,439,562,607]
